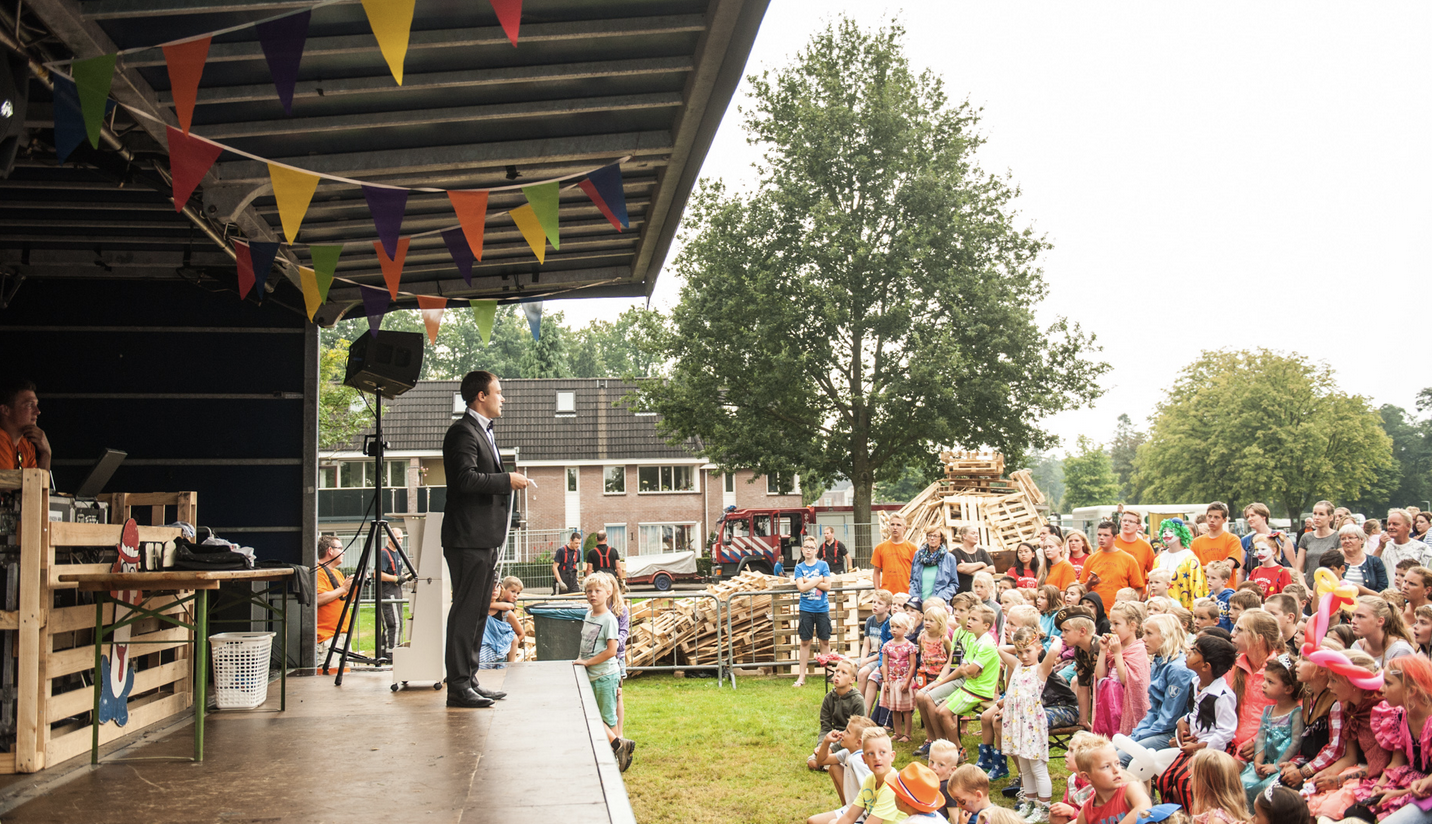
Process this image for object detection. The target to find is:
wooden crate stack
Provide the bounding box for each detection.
[879,451,1047,555]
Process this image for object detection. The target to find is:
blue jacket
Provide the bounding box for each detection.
[1347,553,1388,593]
[908,548,960,608]
[1130,654,1197,743]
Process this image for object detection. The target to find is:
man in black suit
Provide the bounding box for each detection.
[442,371,530,708]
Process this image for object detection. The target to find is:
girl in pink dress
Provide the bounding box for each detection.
[881,612,918,742]
[1349,656,1432,819]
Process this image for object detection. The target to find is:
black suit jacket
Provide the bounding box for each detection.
[441,412,512,549]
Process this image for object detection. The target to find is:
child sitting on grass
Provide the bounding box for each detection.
[947,764,996,824]
[887,762,947,824]
[926,738,962,820]
[808,659,866,765]
[1188,750,1251,824]
[1048,731,1104,824]
[1048,734,1151,824]
[833,727,898,824]
[575,575,635,771]
[807,715,875,822]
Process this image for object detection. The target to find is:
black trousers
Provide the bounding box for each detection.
[379,583,402,652]
[443,545,497,686]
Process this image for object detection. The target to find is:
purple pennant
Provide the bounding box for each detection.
[363,185,409,259]
[441,227,475,285]
[247,241,282,297]
[360,284,390,337]
[582,163,629,229]
[255,10,310,115]
[51,75,115,164]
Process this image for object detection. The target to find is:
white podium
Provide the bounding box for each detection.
[391,513,450,690]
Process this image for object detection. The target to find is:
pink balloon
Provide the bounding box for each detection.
[1303,593,1333,655]
[1307,649,1385,691]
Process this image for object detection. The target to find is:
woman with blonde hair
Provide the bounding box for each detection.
[1350,594,1416,667]
[1040,533,1077,591]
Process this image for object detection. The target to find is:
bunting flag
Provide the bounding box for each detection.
[521,181,561,249]
[508,204,546,264]
[72,53,118,149]
[166,126,224,211]
[441,227,475,285]
[579,163,629,230]
[51,75,88,164]
[247,241,282,297]
[299,266,321,320]
[162,36,210,134]
[522,301,542,341]
[268,163,320,243]
[360,284,390,337]
[490,0,523,47]
[362,185,408,258]
[471,299,497,345]
[374,237,410,299]
[234,240,255,299]
[447,190,489,260]
[255,10,309,115]
[416,295,447,343]
[309,245,342,301]
[361,0,416,85]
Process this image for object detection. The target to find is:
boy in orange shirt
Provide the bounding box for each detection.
[1113,510,1155,574]
[871,513,918,596]
[1190,501,1243,584]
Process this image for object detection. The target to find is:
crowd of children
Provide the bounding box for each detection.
[802,503,1432,824]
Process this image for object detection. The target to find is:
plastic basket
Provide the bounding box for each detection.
[209,632,275,710]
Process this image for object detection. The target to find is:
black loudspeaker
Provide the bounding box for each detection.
[344,330,424,399]
[0,46,31,179]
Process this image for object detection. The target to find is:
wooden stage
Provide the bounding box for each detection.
[0,661,636,824]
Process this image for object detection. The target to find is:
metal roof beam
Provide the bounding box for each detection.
[79,0,347,19]
[323,264,633,304]
[318,235,639,273]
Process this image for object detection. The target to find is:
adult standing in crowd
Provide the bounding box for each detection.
[950,524,994,594]
[1413,511,1431,544]
[1380,509,1432,571]
[552,531,582,594]
[1239,502,1295,572]
[1080,521,1145,605]
[817,526,849,574]
[1113,510,1155,575]
[1298,500,1340,588]
[378,526,406,654]
[0,377,51,471]
[907,527,958,609]
[441,370,528,709]
[1339,522,1388,597]
[585,530,626,586]
[1191,501,1243,585]
[871,513,918,595]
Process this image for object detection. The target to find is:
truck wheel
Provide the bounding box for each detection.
[653,572,673,591]
[737,559,773,576]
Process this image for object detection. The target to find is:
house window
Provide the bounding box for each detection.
[637,464,695,493]
[319,465,338,489]
[556,391,576,414]
[338,461,367,488]
[387,460,407,488]
[604,525,627,555]
[766,472,798,495]
[638,523,695,555]
[604,466,626,494]
[724,472,735,493]
[566,467,578,492]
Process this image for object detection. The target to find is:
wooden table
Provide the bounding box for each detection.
[55,569,295,764]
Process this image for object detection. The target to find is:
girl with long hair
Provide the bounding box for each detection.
[1189,749,1251,824]
[1063,529,1092,578]
[1228,608,1281,759]
[1350,594,1417,667]
[1347,655,1432,820]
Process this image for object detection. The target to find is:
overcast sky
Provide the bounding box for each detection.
[555,2,1432,456]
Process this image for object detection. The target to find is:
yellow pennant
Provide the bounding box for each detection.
[361,0,416,85]
[509,204,546,264]
[299,266,321,320]
[268,163,320,243]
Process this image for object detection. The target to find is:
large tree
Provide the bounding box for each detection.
[1345,392,1432,516]
[1133,348,1394,521]
[633,19,1105,539]
[1108,413,1146,503]
[1062,436,1121,510]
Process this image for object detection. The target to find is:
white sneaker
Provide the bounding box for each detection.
[1013,798,1032,818]
[1023,802,1050,823]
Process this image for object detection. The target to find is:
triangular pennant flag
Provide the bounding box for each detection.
[248,241,282,297]
[162,36,210,135]
[521,181,560,249]
[374,237,410,299]
[268,164,320,243]
[471,299,497,345]
[309,245,342,301]
[299,266,321,320]
[255,10,309,115]
[416,295,447,344]
[360,284,390,337]
[166,126,224,211]
[234,240,255,299]
[447,190,489,260]
[51,75,87,164]
[72,54,118,150]
[490,0,523,47]
[522,301,542,341]
[508,204,547,264]
[361,0,416,85]
[441,228,475,285]
[579,163,630,231]
[362,185,408,259]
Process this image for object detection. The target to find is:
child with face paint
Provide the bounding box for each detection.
[1153,518,1209,613]
[1247,541,1293,598]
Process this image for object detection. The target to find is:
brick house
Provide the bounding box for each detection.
[320,378,804,559]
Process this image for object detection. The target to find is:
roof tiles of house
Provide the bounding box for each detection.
[349,379,698,462]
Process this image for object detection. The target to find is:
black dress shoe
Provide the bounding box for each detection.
[472,683,507,700]
[446,686,495,708]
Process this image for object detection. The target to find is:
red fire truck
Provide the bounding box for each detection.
[708,505,817,578]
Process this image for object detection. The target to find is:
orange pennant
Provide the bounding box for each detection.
[416,295,447,343]
[163,36,211,135]
[375,237,410,299]
[447,190,489,260]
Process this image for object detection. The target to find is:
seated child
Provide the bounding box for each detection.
[946,764,996,824]
[809,659,866,763]
[479,576,525,668]
[888,762,948,824]
[929,605,998,750]
[1114,587,1139,604]
[1048,731,1103,823]
[1192,597,1221,633]
[971,572,1004,641]
[1154,634,1239,808]
[857,590,894,714]
[1146,569,1173,601]
[1048,734,1151,824]
[1239,654,1303,804]
[807,715,875,822]
[1190,749,1252,824]
[1206,562,1236,631]
[832,727,898,824]
[1228,589,1263,628]
[926,739,963,821]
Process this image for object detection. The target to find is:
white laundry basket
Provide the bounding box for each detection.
[209,632,275,710]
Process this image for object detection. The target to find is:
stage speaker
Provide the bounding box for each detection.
[0,46,31,179]
[344,330,423,399]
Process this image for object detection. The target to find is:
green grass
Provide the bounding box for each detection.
[622,674,1072,824]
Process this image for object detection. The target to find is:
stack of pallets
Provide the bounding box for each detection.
[880,450,1048,554]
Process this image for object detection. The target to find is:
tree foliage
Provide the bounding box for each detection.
[1022,450,1065,512]
[1344,392,1432,516]
[874,455,943,505]
[632,19,1106,529]
[1109,413,1147,503]
[318,338,367,450]
[1062,436,1121,510]
[1132,349,1394,521]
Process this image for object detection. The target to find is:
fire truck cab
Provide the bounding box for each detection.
[708,505,816,578]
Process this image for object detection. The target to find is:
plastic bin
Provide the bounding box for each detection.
[527,603,588,661]
[209,632,275,710]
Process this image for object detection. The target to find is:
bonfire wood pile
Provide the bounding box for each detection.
[880,450,1047,553]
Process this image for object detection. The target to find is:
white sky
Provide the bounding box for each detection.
[555,2,1432,456]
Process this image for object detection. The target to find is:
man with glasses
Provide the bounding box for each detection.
[0,377,51,471]
[314,536,353,650]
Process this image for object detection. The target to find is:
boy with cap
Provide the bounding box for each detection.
[888,762,947,823]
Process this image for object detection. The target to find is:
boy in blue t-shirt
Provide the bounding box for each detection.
[792,536,832,688]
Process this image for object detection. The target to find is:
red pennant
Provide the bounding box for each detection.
[234,240,255,299]
[447,190,489,260]
[163,36,211,135]
[490,0,522,46]
[416,295,447,344]
[375,237,410,299]
[166,126,223,212]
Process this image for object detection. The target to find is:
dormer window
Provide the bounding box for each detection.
[556,391,576,416]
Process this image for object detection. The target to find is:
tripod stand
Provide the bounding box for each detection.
[323,393,419,685]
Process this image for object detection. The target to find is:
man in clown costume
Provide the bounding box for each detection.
[1152,518,1207,612]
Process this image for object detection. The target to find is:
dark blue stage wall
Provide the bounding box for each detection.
[0,276,320,663]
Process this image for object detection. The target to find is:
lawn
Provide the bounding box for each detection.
[622,674,1072,824]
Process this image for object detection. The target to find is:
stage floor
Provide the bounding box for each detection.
[0,661,634,824]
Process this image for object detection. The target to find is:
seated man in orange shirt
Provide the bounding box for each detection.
[0,378,51,471]
[315,535,354,649]
[1079,521,1146,605]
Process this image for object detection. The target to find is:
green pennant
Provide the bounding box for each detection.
[309,245,343,301]
[520,181,560,250]
[471,299,497,345]
[72,54,118,149]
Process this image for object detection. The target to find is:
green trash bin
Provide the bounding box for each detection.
[528,603,588,661]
